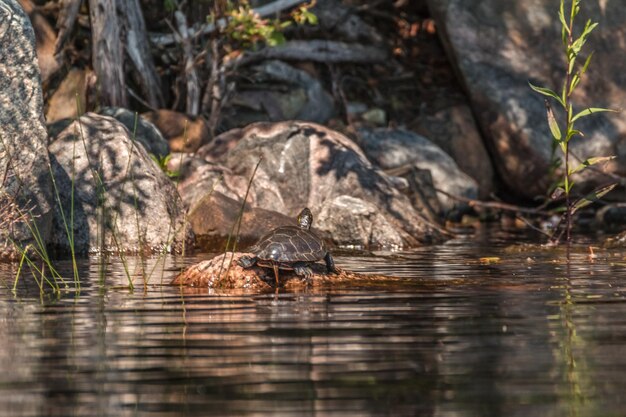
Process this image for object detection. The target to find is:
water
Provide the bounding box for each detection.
[1,227,626,416]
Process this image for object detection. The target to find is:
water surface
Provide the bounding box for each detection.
[1,227,626,416]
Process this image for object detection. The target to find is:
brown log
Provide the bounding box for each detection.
[88,0,127,107]
[118,0,164,108]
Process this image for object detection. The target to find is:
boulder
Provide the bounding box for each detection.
[47,113,192,255]
[203,121,444,247]
[0,0,54,261]
[427,0,626,199]
[186,191,304,250]
[316,195,405,248]
[356,127,478,212]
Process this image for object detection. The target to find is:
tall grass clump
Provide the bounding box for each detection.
[529,0,617,251]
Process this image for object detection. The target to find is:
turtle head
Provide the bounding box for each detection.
[297,208,313,230]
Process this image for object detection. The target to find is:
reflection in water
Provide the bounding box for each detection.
[0,230,626,416]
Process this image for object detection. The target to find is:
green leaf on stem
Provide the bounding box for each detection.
[571,182,618,214]
[529,83,565,107]
[572,107,617,122]
[569,155,615,175]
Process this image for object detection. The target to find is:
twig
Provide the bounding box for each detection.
[435,188,553,216]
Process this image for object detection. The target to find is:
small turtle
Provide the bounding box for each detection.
[238,208,337,286]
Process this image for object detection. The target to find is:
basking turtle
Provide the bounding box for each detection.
[238,208,337,286]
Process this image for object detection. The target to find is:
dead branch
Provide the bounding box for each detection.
[172,10,201,115]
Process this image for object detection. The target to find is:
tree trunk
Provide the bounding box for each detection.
[88,0,127,107]
[118,0,164,109]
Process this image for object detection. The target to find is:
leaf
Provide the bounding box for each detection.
[569,156,615,175]
[551,187,565,200]
[529,83,565,107]
[545,100,562,140]
[572,107,617,122]
[559,0,569,35]
[571,182,618,214]
[580,52,593,75]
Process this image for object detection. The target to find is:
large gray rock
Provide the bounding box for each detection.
[0,0,54,260]
[213,121,444,247]
[356,128,478,212]
[48,113,193,255]
[428,0,626,199]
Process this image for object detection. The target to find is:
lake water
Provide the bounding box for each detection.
[1,226,626,416]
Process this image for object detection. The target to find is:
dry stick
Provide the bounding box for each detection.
[168,11,201,115]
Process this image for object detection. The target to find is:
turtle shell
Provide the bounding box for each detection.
[250,225,326,264]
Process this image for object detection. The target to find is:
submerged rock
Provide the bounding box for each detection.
[47,113,193,255]
[171,252,393,290]
[0,0,54,261]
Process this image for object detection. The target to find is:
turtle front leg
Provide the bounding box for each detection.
[293,262,313,284]
[324,252,338,274]
[238,255,257,269]
[271,262,280,287]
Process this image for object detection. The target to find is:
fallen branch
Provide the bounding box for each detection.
[435,188,552,216]
[228,40,388,69]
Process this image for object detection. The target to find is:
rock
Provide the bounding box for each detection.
[171,252,394,290]
[0,0,54,261]
[427,0,626,199]
[99,107,169,157]
[186,192,303,250]
[142,109,210,153]
[47,113,193,255]
[316,195,405,248]
[411,104,494,198]
[356,127,478,212]
[223,60,335,128]
[215,121,444,247]
[45,68,92,123]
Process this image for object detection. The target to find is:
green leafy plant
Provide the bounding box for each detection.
[529,0,617,247]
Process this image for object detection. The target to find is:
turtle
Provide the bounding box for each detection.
[238,208,337,286]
